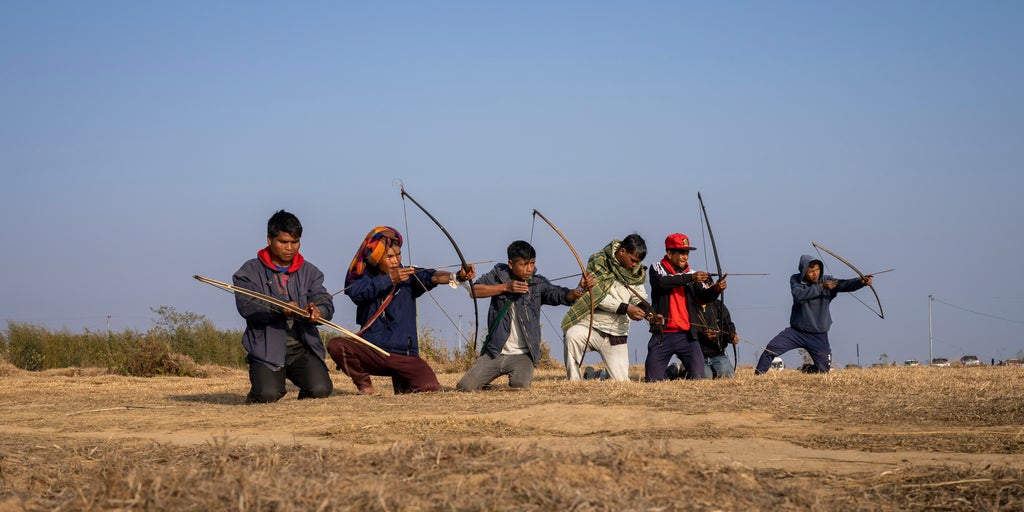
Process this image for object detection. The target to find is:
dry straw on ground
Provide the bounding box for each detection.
[1,363,1022,511]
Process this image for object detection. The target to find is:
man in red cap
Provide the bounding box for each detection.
[644,233,726,381]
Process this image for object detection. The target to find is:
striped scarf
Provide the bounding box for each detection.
[561,240,647,332]
[346,226,403,286]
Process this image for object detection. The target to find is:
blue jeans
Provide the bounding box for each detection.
[703,354,735,379]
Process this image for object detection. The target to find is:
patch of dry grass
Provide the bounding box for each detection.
[2,435,1021,511]
[1,362,1023,510]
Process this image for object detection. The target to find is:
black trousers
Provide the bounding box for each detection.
[246,342,333,404]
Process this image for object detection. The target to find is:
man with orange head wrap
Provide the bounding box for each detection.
[327,226,474,394]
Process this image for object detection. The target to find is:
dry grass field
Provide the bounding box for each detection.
[1,360,1022,511]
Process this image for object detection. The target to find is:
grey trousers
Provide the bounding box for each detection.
[456,353,535,391]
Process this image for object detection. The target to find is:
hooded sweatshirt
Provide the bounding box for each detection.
[789,254,866,333]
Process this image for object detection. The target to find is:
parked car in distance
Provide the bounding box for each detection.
[960,355,981,366]
[1005,359,1021,367]
[904,359,920,366]
[770,357,785,371]
[931,358,950,367]
[845,363,861,369]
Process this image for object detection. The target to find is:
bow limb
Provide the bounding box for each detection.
[698,192,737,368]
[531,210,594,373]
[811,242,885,319]
[193,275,390,356]
[399,184,480,352]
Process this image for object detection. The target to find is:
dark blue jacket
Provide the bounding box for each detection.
[345,266,437,356]
[233,255,333,370]
[476,264,574,365]
[790,254,865,333]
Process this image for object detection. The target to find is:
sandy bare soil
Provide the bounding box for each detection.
[1,362,1022,510]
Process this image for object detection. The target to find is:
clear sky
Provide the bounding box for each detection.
[3,1,1022,369]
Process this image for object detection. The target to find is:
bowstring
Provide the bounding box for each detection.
[402,194,412,264]
[400,194,474,351]
[530,213,569,348]
[698,199,726,353]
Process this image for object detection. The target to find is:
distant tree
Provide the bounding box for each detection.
[150,306,205,335]
[879,353,889,365]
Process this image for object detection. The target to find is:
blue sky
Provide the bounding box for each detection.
[3,1,1022,369]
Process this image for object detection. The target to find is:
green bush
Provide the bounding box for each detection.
[149,306,246,366]
[0,306,246,376]
[0,306,560,377]
[118,336,206,377]
[3,322,46,371]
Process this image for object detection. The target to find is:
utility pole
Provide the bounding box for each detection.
[928,295,934,366]
[106,315,111,334]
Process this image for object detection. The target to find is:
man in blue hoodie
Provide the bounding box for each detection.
[754,255,872,374]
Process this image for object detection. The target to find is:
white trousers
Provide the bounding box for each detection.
[563,324,630,381]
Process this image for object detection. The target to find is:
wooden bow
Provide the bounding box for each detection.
[698,192,737,368]
[532,209,594,374]
[399,183,480,352]
[811,242,885,319]
[193,275,389,356]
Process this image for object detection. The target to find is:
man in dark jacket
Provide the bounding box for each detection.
[233,210,334,404]
[691,299,738,379]
[754,254,872,374]
[456,241,594,391]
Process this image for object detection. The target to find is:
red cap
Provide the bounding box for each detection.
[665,233,697,251]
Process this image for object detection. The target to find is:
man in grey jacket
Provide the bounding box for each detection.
[233,210,334,403]
[456,241,593,390]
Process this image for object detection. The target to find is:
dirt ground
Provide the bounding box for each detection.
[1,362,1022,510]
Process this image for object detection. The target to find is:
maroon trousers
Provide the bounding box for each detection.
[326,337,440,394]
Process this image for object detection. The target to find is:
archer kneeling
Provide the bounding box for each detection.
[327,226,473,395]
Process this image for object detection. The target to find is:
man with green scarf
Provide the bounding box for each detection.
[563,234,655,381]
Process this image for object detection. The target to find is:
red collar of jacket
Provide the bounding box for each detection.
[659,257,691,331]
[258,247,304,273]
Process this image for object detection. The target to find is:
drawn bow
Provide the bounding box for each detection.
[193,275,389,356]
[532,209,594,373]
[399,183,480,352]
[811,242,885,319]
[698,192,737,369]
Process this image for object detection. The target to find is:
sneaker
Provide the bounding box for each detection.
[583,366,597,380]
